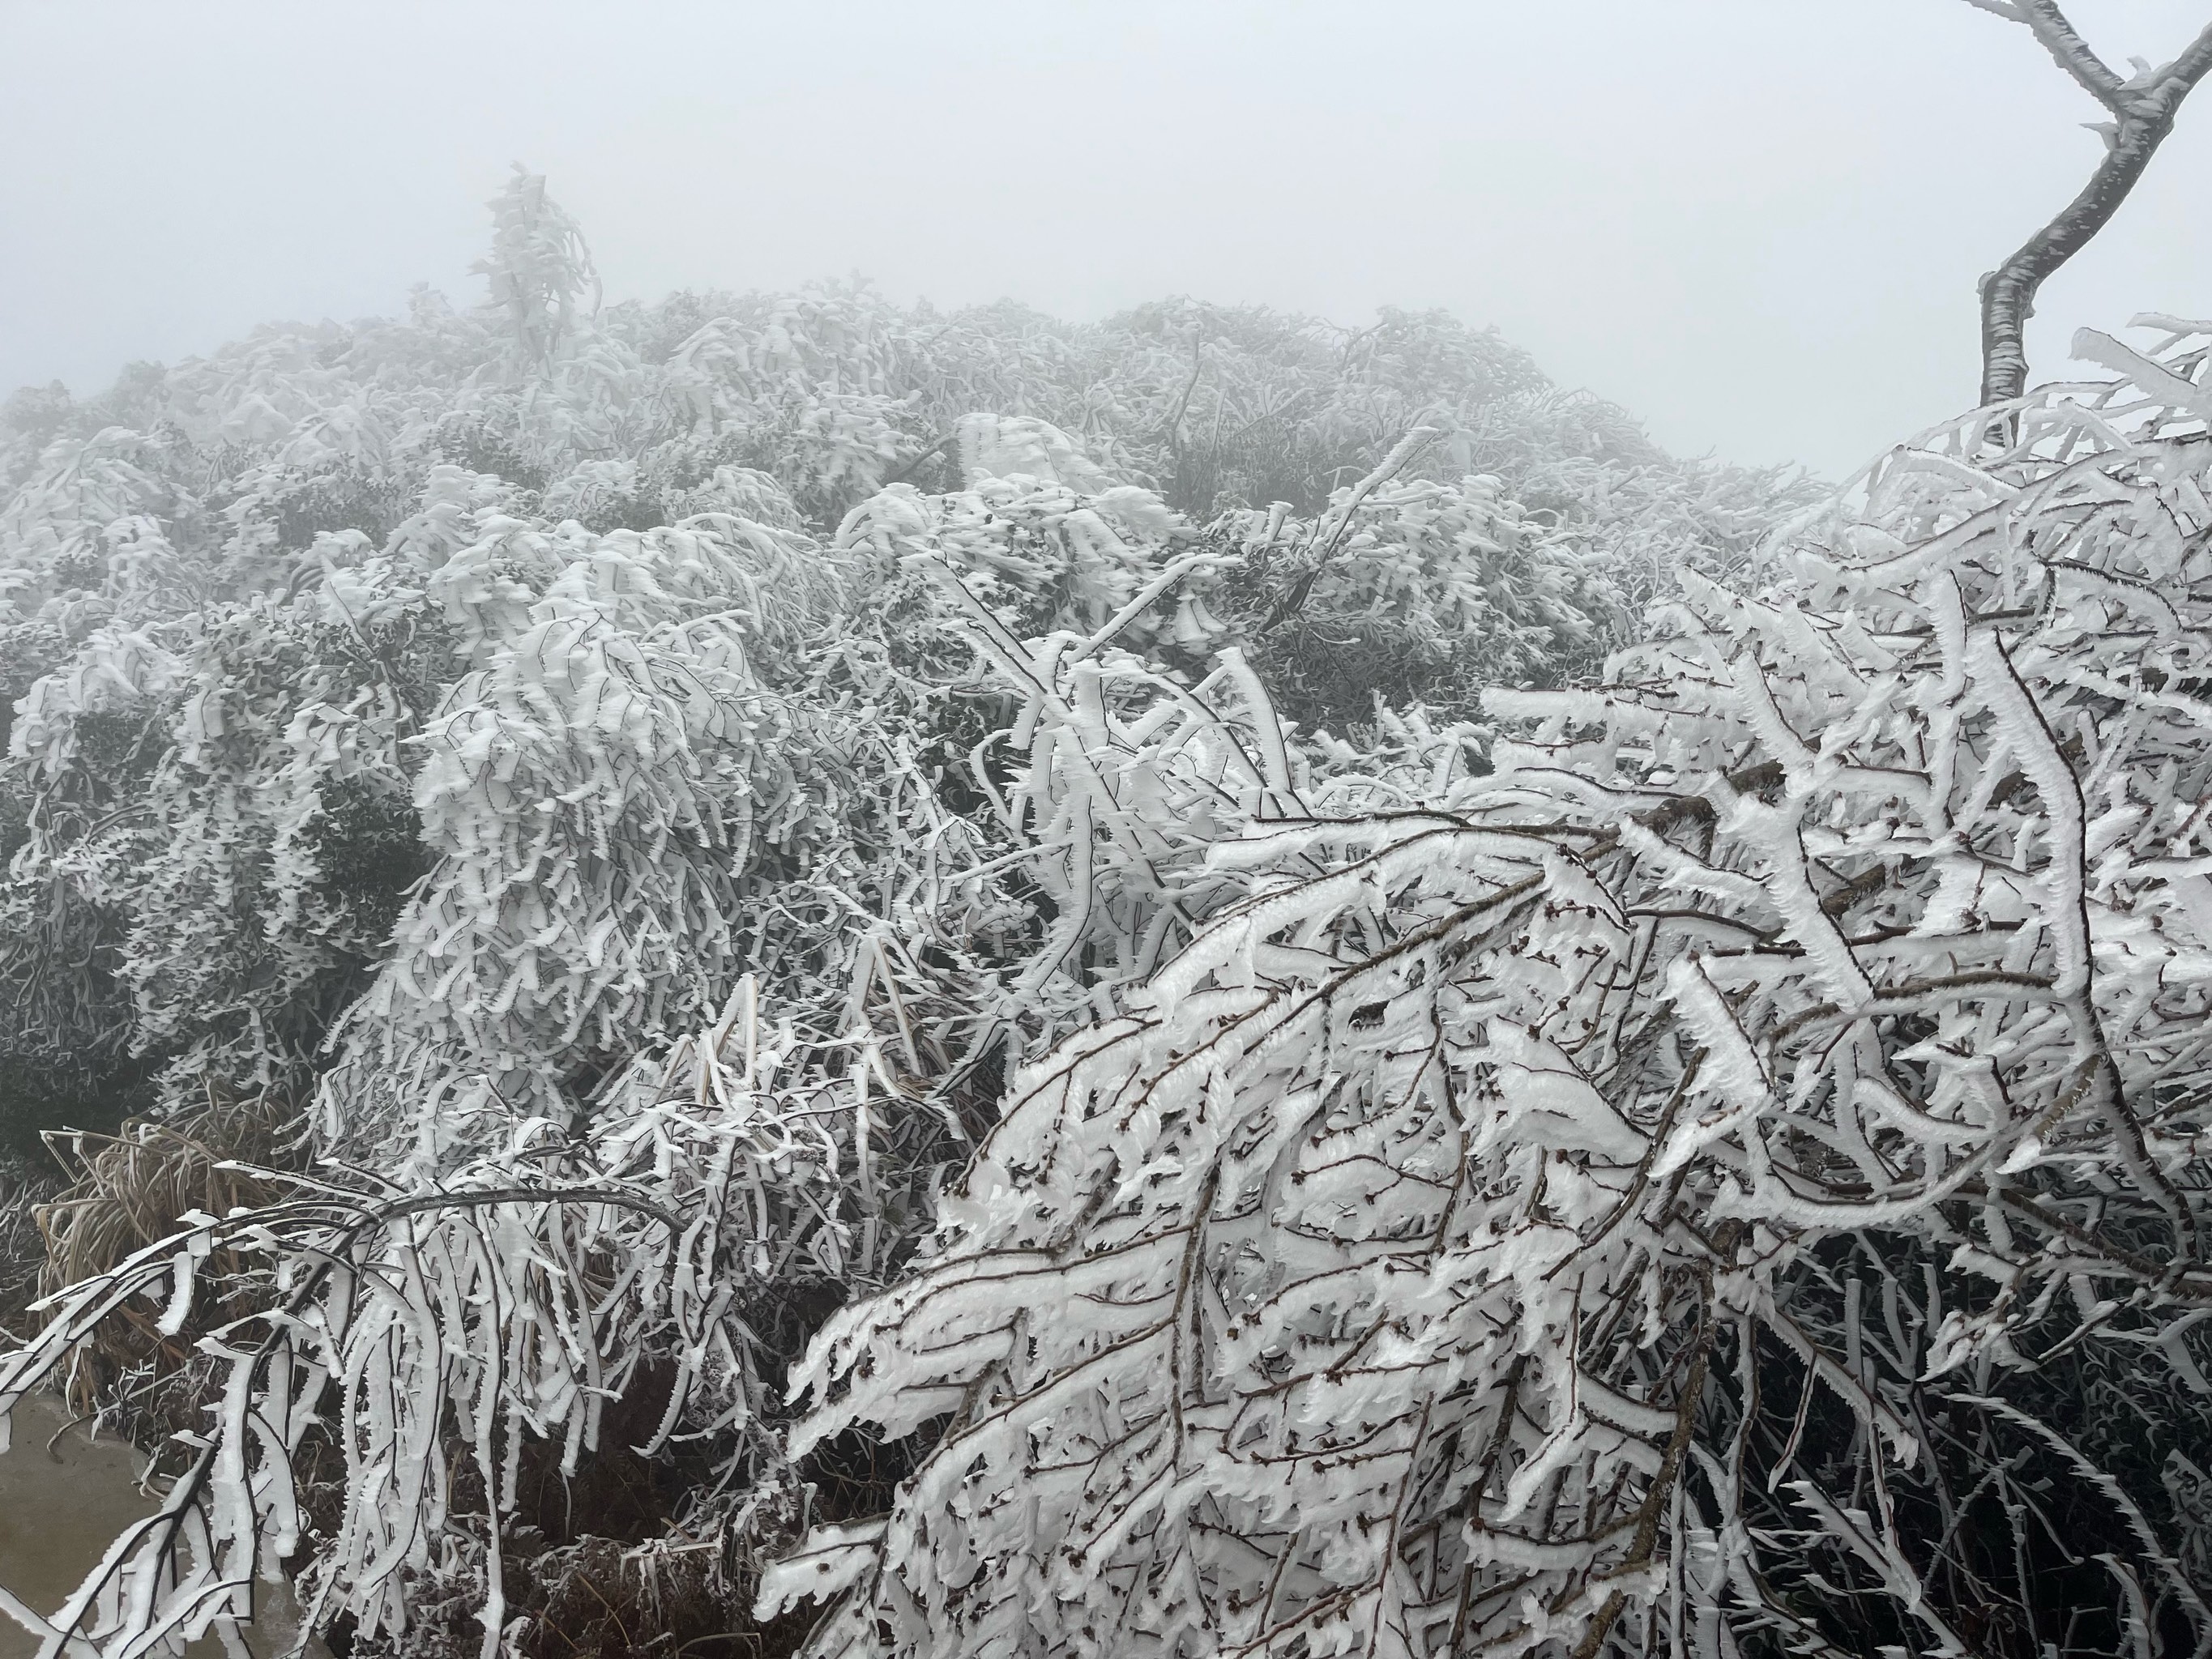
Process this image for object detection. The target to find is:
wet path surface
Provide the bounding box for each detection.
[0,1393,322,1659]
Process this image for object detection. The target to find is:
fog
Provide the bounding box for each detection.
[6,0,2212,476]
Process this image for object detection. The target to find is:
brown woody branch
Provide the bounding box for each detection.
[1975,1,2212,405]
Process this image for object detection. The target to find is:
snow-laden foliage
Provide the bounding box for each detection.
[0,980,876,1657]
[316,501,841,1171]
[766,343,2212,1657]
[1205,446,1625,731]
[0,169,1888,1659]
[476,165,600,374]
[0,171,1767,1146]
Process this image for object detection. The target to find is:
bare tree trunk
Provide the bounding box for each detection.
[1971,1,2212,406]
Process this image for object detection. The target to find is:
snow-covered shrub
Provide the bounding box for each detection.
[1,516,456,1119]
[0,168,1728,1147]
[0,981,886,1658]
[764,337,2212,1657]
[0,164,1830,1659]
[315,502,844,1171]
[0,621,192,1125]
[1207,457,1625,733]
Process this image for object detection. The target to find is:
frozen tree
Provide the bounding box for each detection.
[310,500,843,1172]
[476,168,601,374]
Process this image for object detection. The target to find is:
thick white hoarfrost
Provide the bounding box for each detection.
[318,507,840,1172]
[0,980,870,1659]
[1204,467,1623,731]
[0,169,1753,1131]
[22,169,2193,1659]
[767,344,2212,1657]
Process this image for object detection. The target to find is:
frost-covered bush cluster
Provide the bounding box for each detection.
[0,169,1786,1158]
[6,171,2206,1659]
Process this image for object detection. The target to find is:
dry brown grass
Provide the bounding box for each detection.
[32,1090,296,1405]
[0,1154,59,1341]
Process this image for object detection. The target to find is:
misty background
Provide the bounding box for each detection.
[6,0,2211,479]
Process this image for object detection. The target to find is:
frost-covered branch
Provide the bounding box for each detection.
[1971,0,2212,403]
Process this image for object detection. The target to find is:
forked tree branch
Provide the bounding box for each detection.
[1971,0,2212,405]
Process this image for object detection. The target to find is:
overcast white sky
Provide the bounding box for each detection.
[6,1,2212,478]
